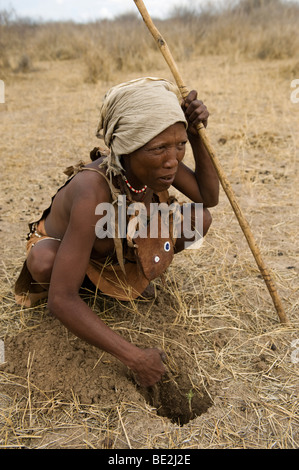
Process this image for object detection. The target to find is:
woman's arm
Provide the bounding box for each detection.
[173,90,219,207]
[47,181,166,386]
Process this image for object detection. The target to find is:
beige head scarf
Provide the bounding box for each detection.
[96,77,187,176]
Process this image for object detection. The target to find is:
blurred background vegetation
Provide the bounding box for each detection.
[1,0,299,82]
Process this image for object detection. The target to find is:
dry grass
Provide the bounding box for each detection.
[1,0,299,81]
[0,0,298,450]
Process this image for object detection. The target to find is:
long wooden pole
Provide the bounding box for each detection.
[133,0,289,325]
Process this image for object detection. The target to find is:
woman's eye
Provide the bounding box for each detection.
[177,141,187,150]
[147,141,186,154]
[152,146,165,154]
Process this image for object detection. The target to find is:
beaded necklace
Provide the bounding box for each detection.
[123,177,147,194]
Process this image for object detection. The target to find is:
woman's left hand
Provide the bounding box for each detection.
[182,90,209,136]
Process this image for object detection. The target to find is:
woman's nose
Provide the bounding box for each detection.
[163,147,179,169]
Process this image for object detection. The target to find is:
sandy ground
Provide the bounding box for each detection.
[0,56,298,449]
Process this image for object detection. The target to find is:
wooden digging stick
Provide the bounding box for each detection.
[133,0,289,325]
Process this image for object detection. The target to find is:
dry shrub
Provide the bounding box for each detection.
[166,0,299,60]
[14,54,33,73]
[83,15,164,82]
[85,16,163,75]
[32,22,87,61]
[279,60,299,79]
[0,49,10,79]
[1,0,298,84]
[84,49,116,83]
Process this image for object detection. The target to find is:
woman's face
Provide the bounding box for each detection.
[123,122,188,192]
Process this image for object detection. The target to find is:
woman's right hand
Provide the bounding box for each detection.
[130,348,167,387]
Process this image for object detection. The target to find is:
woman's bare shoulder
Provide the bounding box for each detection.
[66,159,112,203]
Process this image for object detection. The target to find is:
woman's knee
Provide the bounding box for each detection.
[27,240,58,284]
[187,204,212,237]
[174,205,212,253]
[203,208,212,236]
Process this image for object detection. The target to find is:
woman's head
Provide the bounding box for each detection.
[97,77,187,177]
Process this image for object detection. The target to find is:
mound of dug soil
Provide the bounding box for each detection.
[1,308,212,428]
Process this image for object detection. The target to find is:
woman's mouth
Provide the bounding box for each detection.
[158,174,176,186]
